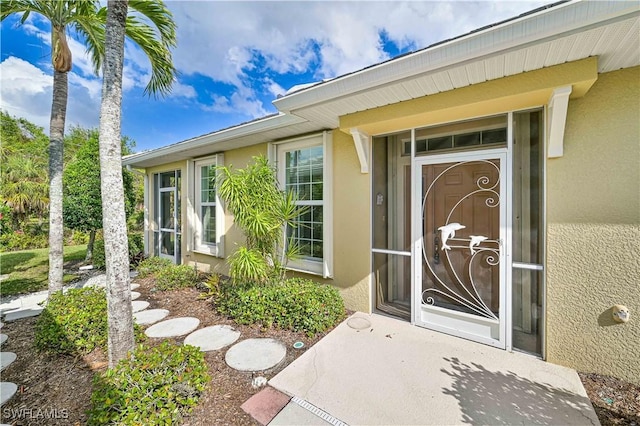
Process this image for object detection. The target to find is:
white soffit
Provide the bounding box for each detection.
[275,1,640,128]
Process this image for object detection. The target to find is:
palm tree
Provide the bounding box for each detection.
[1,0,176,297]
[100,0,132,366]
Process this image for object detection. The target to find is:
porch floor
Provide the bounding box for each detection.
[267,312,599,425]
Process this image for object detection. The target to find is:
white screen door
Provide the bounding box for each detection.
[414,150,507,348]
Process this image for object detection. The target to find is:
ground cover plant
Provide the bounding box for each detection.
[135,256,173,278]
[155,264,199,291]
[217,277,346,336]
[34,287,144,355]
[0,244,87,296]
[88,342,210,425]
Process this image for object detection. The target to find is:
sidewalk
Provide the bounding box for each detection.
[262,313,599,425]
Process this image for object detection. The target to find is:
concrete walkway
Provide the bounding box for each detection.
[267,313,599,426]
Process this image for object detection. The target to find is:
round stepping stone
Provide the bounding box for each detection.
[225,338,286,372]
[0,382,17,406]
[129,270,139,278]
[0,352,16,372]
[133,309,169,325]
[130,291,141,300]
[83,274,106,288]
[130,283,140,290]
[184,325,241,351]
[347,316,372,330]
[0,334,6,345]
[131,301,150,313]
[145,317,200,338]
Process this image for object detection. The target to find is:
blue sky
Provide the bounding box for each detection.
[1,1,551,153]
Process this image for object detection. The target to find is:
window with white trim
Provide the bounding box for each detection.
[274,132,332,277]
[191,155,224,257]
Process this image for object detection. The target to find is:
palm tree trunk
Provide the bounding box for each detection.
[100,0,134,367]
[47,70,67,296]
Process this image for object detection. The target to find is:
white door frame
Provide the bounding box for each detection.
[411,147,511,349]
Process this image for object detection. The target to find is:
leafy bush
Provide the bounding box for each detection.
[217,278,346,336]
[35,288,143,354]
[0,230,48,251]
[92,239,106,268]
[155,264,198,291]
[88,342,210,425]
[127,232,144,266]
[93,232,145,269]
[136,256,172,278]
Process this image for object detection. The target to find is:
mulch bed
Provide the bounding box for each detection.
[1,275,331,425]
[1,274,638,425]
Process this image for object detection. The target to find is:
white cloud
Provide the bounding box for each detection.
[0,56,101,134]
[168,1,552,115]
[0,56,53,129]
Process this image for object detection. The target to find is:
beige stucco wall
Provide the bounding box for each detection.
[546,66,640,385]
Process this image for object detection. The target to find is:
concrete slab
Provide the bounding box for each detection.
[226,338,286,372]
[0,334,7,345]
[0,301,21,315]
[0,352,16,372]
[269,400,334,426]
[131,301,150,313]
[130,283,140,290]
[0,382,17,406]
[145,317,200,338]
[133,309,170,325]
[184,325,241,352]
[130,291,141,300]
[3,307,44,321]
[241,386,291,425]
[270,313,599,426]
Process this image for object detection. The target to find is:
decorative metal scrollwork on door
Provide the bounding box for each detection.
[421,160,500,320]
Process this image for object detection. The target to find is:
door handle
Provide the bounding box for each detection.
[434,235,440,264]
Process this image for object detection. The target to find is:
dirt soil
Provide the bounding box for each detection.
[1,274,639,425]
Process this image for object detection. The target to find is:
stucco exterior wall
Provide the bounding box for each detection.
[546,66,640,385]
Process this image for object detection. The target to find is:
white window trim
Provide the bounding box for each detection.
[270,132,333,278]
[189,154,225,257]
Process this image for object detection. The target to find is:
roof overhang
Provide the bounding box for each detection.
[122,113,325,168]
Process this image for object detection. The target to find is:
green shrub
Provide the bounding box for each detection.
[127,232,144,265]
[155,264,198,291]
[35,287,143,354]
[217,278,346,336]
[93,232,145,269]
[92,239,106,269]
[136,256,173,278]
[88,341,210,425]
[0,230,48,251]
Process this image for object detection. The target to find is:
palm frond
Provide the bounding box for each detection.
[71,8,105,74]
[125,0,177,97]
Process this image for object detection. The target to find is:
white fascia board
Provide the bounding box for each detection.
[122,113,306,167]
[273,0,639,113]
